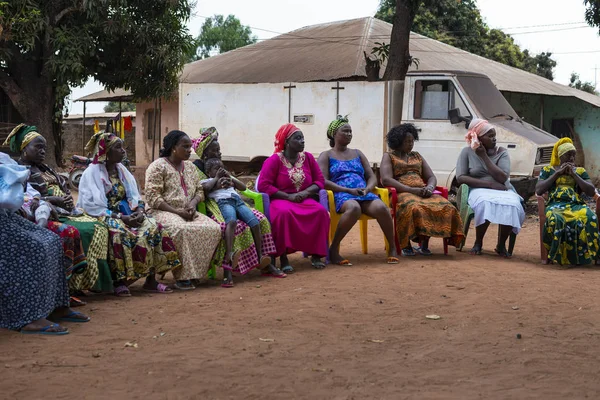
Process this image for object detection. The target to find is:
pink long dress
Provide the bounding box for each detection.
[258,152,329,257]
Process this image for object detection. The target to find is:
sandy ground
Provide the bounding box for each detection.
[2,215,600,400]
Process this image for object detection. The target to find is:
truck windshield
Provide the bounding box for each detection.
[457,75,518,120]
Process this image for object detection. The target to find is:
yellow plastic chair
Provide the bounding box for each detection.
[327,187,390,254]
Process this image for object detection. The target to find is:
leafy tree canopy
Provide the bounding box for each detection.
[0,0,194,164]
[104,102,136,113]
[569,72,597,95]
[375,0,557,80]
[191,14,257,61]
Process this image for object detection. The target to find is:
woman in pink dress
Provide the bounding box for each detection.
[257,124,330,273]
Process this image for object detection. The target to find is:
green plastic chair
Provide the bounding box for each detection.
[456,184,517,254]
[198,189,266,279]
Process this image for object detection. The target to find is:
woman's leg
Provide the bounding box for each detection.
[496,224,513,256]
[472,221,490,254]
[223,221,237,264]
[330,200,362,263]
[361,200,398,257]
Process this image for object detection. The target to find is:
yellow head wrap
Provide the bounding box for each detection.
[550,138,576,166]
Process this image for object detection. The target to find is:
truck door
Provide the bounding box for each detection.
[404,77,474,187]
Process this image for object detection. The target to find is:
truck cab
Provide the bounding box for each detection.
[390,71,557,199]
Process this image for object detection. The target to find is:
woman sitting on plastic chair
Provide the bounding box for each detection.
[317,115,399,265]
[536,138,598,266]
[455,118,525,257]
[380,123,464,256]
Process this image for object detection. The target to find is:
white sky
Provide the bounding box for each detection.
[68,0,600,114]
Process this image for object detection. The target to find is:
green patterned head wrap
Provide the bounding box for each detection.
[3,124,42,153]
[327,115,350,141]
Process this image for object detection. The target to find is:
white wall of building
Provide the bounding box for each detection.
[179,81,387,164]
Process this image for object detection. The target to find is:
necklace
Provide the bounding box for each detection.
[278,151,306,192]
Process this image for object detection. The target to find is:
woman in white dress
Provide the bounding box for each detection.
[455,118,525,257]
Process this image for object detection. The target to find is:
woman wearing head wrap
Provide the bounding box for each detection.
[11,124,112,298]
[380,123,465,256]
[455,118,525,257]
[257,123,330,272]
[189,127,283,285]
[0,152,89,335]
[535,138,598,266]
[77,132,181,296]
[144,130,223,290]
[5,125,91,299]
[317,115,399,264]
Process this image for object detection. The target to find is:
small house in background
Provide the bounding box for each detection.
[77,17,600,182]
[62,111,136,164]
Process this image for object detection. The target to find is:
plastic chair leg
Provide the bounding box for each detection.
[443,238,449,255]
[359,219,368,254]
[458,214,473,251]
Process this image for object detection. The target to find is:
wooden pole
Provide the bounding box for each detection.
[151,97,158,161]
[81,102,86,154]
[158,98,162,153]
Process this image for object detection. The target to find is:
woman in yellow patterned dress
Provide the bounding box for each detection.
[536,138,598,266]
[380,123,464,255]
[145,130,222,290]
[77,132,181,296]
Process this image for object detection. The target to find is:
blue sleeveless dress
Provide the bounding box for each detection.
[329,154,379,212]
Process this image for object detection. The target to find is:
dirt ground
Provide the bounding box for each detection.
[2,215,600,400]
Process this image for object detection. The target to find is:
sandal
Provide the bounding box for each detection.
[311,260,326,269]
[69,296,87,307]
[20,323,69,336]
[261,265,287,278]
[52,311,90,323]
[414,247,432,256]
[335,259,353,266]
[221,277,234,288]
[174,280,195,291]
[469,245,483,255]
[226,250,241,269]
[143,283,173,294]
[387,256,400,264]
[281,265,294,274]
[401,248,416,256]
[258,255,272,269]
[495,247,512,258]
[114,285,131,297]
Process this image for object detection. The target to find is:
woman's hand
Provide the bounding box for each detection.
[289,191,308,203]
[130,210,145,225]
[121,214,142,228]
[421,185,434,198]
[176,208,195,221]
[347,188,367,196]
[474,145,487,158]
[489,181,507,191]
[61,194,74,210]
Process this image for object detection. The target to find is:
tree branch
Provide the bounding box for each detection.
[54,6,80,25]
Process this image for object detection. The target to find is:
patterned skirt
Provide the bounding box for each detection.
[0,210,69,330]
[46,221,88,280]
[395,192,464,249]
[103,215,181,282]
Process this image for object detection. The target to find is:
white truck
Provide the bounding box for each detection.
[180,70,557,199]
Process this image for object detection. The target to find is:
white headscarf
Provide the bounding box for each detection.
[76,163,141,217]
[466,118,494,149]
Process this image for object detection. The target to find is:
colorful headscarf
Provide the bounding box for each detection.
[192,127,219,159]
[465,118,494,150]
[3,124,42,153]
[85,131,120,164]
[274,123,301,153]
[550,137,577,166]
[327,115,350,141]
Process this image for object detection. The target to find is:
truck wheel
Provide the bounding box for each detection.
[69,170,84,191]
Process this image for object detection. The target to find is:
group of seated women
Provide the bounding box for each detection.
[1,116,598,335]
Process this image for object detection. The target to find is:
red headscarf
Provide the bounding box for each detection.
[274,123,300,153]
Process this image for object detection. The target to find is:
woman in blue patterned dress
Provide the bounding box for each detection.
[317,116,399,265]
[0,152,89,335]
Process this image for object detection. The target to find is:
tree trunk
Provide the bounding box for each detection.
[382,0,417,81]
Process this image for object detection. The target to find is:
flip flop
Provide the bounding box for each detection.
[261,271,287,278]
[221,278,234,288]
[53,311,90,323]
[414,247,432,256]
[69,296,87,307]
[469,246,483,256]
[311,260,327,269]
[174,280,195,291]
[114,285,132,297]
[20,323,69,336]
[335,259,353,266]
[495,247,512,258]
[387,256,400,264]
[229,250,241,269]
[281,265,294,274]
[401,248,416,256]
[144,283,174,293]
[258,256,272,269]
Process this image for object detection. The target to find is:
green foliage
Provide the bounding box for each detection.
[569,72,597,95]
[375,0,556,80]
[104,102,136,113]
[192,14,257,60]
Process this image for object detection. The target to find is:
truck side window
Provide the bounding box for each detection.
[414,80,470,120]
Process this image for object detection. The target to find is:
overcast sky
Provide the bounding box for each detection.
[68,0,600,114]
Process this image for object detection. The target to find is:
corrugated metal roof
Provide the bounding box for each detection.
[75,88,133,102]
[180,17,600,108]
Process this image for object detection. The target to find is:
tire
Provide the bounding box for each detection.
[69,169,84,191]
